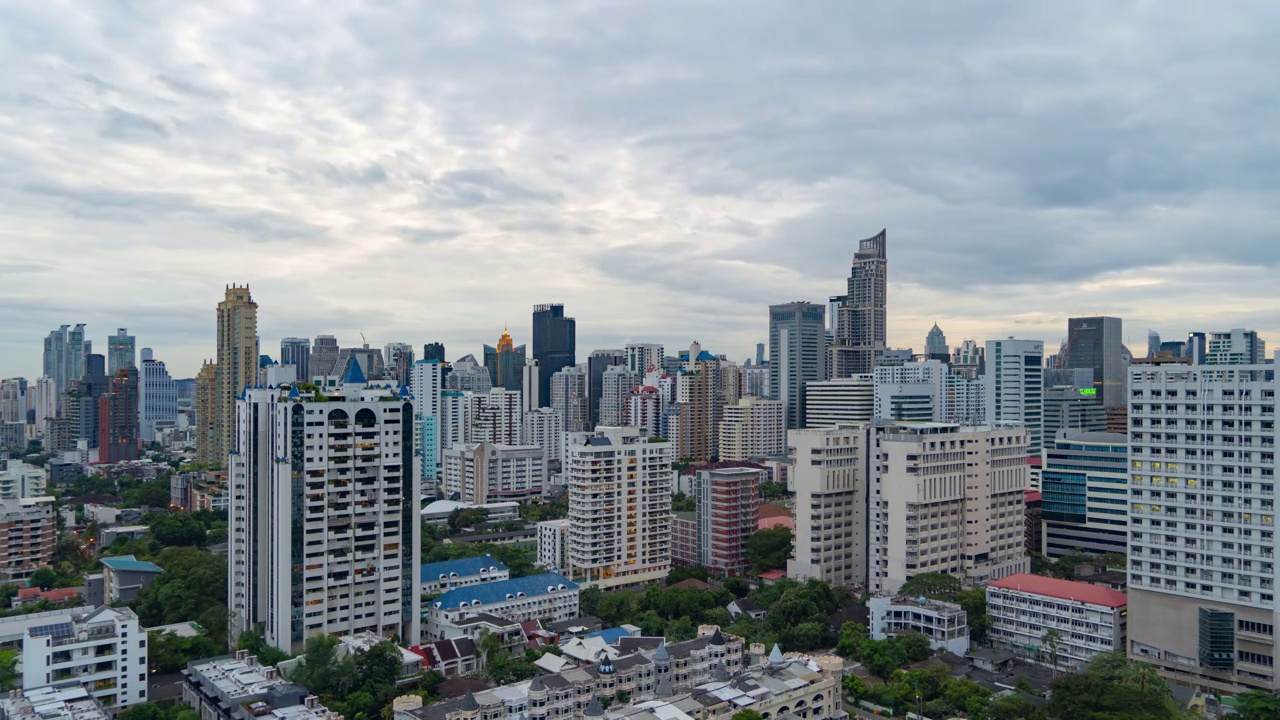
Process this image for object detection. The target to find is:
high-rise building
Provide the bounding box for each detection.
[985,339,1045,455]
[441,442,546,504]
[42,323,87,394]
[680,466,763,577]
[742,365,770,398]
[769,302,827,430]
[29,377,57,431]
[1126,354,1280,694]
[532,304,575,408]
[138,357,178,442]
[280,337,311,382]
[600,365,638,428]
[1147,330,1162,359]
[521,407,564,466]
[718,397,786,461]
[309,335,340,377]
[1042,387,1108,441]
[719,363,744,409]
[550,365,589,433]
[194,361,218,465]
[1205,328,1267,365]
[829,229,888,379]
[0,380,23,425]
[98,367,139,463]
[788,425,872,588]
[626,384,664,439]
[483,331,527,391]
[410,359,445,492]
[1184,332,1207,364]
[468,389,524,445]
[333,346,385,381]
[873,360,985,425]
[1067,316,1125,410]
[384,342,415,387]
[950,339,985,380]
[445,355,492,394]
[625,343,665,375]
[586,349,626,428]
[564,427,672,589]
[106,328,136,375]
[925,323,948,359]
[215,285,258,466]
[423,342,446,363]
[228,370,420,653]
[803,375,874,428]
[675,343,721,463]
[1040,431,1128,558]
[0,491,55,584]
[522,360,541,412]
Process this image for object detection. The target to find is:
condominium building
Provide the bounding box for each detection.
[803,375,874,429]
[625,343,665,375]
[681,466,763,577]
[1126,354,1280,694]
[768,302,827,429]
[446,355,493,394]
[522,408,564,466]
[228,367,421,653]
[868,595,970,655]
[1205,328,1267,366]
[788,424,872,588]
[565,427,673,589]
[469,389,524,446]
[194,361,218,466]
[550,366,589,433]
[184,651,338,720]
[423,573,579,642]
[536,519,571,571]
[829,229,888,379]
[873,423,1030,594]
[98,368,139,464]
[310,335,340,378]
[106,328,136,375]
[214,285,259,467]
[22,607,148,709]
[987,574,1127,672]
[1041,431,1128,558]
[411,359,445,491]
[626,384,664,439]
[138,357,178,442]
[985,339,1045,455]
[587,350,626,428]
[873,360,984,424]
[280,337,311,383]
[718,397,785,461]
[600,366,639,428]
[0,494,55,584]
[675,344,720,463]
[0,461,46,499]
[441,443,546,504]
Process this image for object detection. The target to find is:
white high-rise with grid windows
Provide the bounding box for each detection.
[1126,353,1280,694]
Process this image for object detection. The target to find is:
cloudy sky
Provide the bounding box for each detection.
[2,1,1277,378]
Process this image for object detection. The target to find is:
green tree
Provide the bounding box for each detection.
[121,477,172,507]
[759,481,787,500]
[150,512,208,547]
[731,711,764,720]
[1047,672,1176,720]
[579,586,603,618]
[1040,628,1062,678]
[841,674,868,704]
[744,527,792,573]
[896,572,960,599]
[28,567,59,590]
[666,566,710,585]
[133,547,227,630]
[1236,690,1280,720]
[149,630,223,673]
[860,639,907,680]
[835,622,868,659]
[0,649,17,691]
[671,493,696,512]
[896,631,931,662]
[723,577,751,598]
[987,695,1045,720]
[955,588,988,645]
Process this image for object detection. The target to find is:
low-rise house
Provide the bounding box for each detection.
[98,525,150,547]
[21,606,148,710]
[726,599,767,621]
[338,631,425,679]
[424,573,579,642]
[421,556,511,597]
[413,637,480,678]
[986,573,1127,672]
[868,595,970,656]
[11,587,81,609]
[99,555,163,603]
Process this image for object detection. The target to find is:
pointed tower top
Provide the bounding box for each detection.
[342,357,367,385]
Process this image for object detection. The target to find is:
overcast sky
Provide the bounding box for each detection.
[2,1,1277,378]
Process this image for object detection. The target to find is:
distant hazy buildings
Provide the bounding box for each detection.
[586,349,625,428]
[194,362,218,465]
[446,355,493,394]
[43,323,87,394]
[280,337,311,382]
[309,334,340,377]
[423,342,447,363]
[483,331,526,391]
[384,342,415,387]
[828,229,888,379]
[138,357,178,442]
[768,302,826,430]
[106,328,136,375]
[532,304,575,408]
[625,343,664,375]
[925,323,948,358]
[213,285,258,466]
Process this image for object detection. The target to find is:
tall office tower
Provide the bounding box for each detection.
[57,354,109,450]
[97,367,139,463]
[445,355,493,394]
[586,349,626,428]
[742,365,770,398]
[1040,431,1128,558]
[384,342,415,387]
[29,377,58,431]
[550,366,589,432]
[410,359,445,491]
[985,339,1045,455]
[228,370,421,654]
[42,323,87,394]
[828,229,888,379]
[625,343,665,375]
[1205,328,1267,365]
[1067,316,1125,410]
[194,361,218,465]
[925,323,949,359]
[684,466,764,577]
[1147,330,1162,359]
[483,331,527,391]
[532,303,576,408]
[1184,332,1207,364]
[755,343,766,366]
[769,302,827,430]
[1160,339,1188,357]
[522,407,564,466]
[718,397,785,461]
[599,366,638,428]
[280,337,311,382]
[1126,354,1279,694]
[215,285,259,466]
[522,360,541,412]
[469,389,524,445]
[803,375,874,428]
[441,442,546,504]
[788,424,872,587]
[423,342,446,363]
[138,357,178,442]
[676,343,721,463]
[310,335,340,377]
[873,423,1031,594]
[873,360,985,424]
[106,328,136,374]
[1043,387,1108,441]
[564,426,672,589]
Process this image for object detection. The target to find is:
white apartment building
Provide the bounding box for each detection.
[551,366,589,433]
[873,423,1030,594]
[987,573,1127,672]
[1205,329,1266,366]
[423,573,579,642]
[22,607,148,709]
[868,595,970,656]
[1126,354,1280,694]
[536,519,571,571]
[470,389,524,446]
[625,343,665,375]
[984,339,1045,455]
[228,373,421,654]
[718,397,785,461]
[0,494,55,585]
[138,358,178,442]
[410,359,445,491]
[442,390,471,450]
[788,425,871,588]
[600,366,639,428]
[1,686,110,720]
[184,651,339,720]
[565,427,673,589]
[0,460,46,499]
[522,407,564,466]
[626,386,663,438]
[803,375,873,429]
[441,442,546,504]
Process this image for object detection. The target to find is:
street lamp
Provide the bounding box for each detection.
[915,692,922,719]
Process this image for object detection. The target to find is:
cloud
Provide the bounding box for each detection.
[99,107,169,140]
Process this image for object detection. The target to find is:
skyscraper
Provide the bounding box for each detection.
[586,349,625,428]
[483,330,527,391]
[1205,328,1267,365]
[410,359,444,493]
[675,343,721,463]
[215,285,258,466]
[280,337,311,382]
[768,302,826,429]
[1067,316,1125,410]
[550,365,589,433]
[42,324,87,394]
[532,304,575,408]
[98,367,139,463]
[925,323,948,359]
[1146,329,1162,359]
[984,339,1045,455]
[423,342,446,363]
[828,229,887,379]
[138,357,178,442]
[309,335,340,378]
[194,361,218,466]
[106,328,136,375]
[624,343,664,375]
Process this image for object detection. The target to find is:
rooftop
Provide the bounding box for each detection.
[99,554,163,574]
[988,573,1128,608]
[0,685,110,720]
[431,572,578,612]
[421,555,510,581]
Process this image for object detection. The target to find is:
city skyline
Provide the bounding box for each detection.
[2,3,1279,377]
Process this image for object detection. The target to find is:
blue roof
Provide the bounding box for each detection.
[100,555,163,574]
[696,350,716,361]
[342,357,367,384]
[288,384,301,399]
[587,627,632,645]
[421,555,509,582]
[431,572,577,611]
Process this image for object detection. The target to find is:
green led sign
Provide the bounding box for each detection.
[1079,388,1097,395]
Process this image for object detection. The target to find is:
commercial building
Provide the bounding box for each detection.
[442,443,546,504]
[536,519,571,572]
[22,607,148,709]
[787,424,872,588]
[1205,328,1267,366]
[828,229,887,380]
[869,595,970,655]
[987,574,1127,672]
[718,397,785,461]
[924,323,948,359]
[183,651,338,720]
[1040,431,1128,558]
[411,359,445,492]
[1067,316,1126,411]
[873,359,984,424]
[280,337,311,383]
[138,357,178,442]
[0,494,55,585]
[423,342,447,364]
[1042,386,1107,441]
[227,367,420,653]
[984,339,1045,455]
[679,466,762,577]
[484,331,527,391]
[1126,354,1280,694]
[106,329,135,375]
[310,335,340,378]
[384,342,416,387]
[532,304,576,409]
[212,285,258,467]
[565,427,672,589]
[550,366,589,433]
[420,556,511,597]
[768,302,827,430]
[43,324,87,395]
[97,368,139,463]
[802,375,874,429]
[424,573,579,642]
[586,350,626,429]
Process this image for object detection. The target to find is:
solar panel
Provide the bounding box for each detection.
[30,622,74,639]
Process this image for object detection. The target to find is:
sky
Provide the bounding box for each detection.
[2,1,1278,379]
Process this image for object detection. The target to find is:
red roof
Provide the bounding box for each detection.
[758,503,792,519]
[757,569,786,581]
[1024,490,1042,503]
[17,588,40,599]
[988,573,1127,608]
[41,588,80,603]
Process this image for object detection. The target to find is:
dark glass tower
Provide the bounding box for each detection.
[280,337,311,382]
[532,304,576,408]
[423,342,446,363]
[1067,316,1125,410]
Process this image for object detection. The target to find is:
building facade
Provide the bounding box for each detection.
[532,304,576,409]
[184,651,337,720]
[194,361,218,466]
[1067,316,1126,411]
[215,285,259,467]
[1043,386,1108,441]
[984,339,1045,456]
[1040,431,1128,558]
[280,337,311,383]
[675,344,720,464]
[484,331,527,391]
[586,350,626,429]
[97,368,139,463]
[828,229,887,379]
[536,519,571,572]
[550,366,589,433]
[686,466,762,577]
[625,343,664,375]
[22,607,148,709]
[106,328,136,375]
[718,397,785,461]
[43,324,87,395]
[987,574,1127,672]
[868,595,969,656]
[599,366,638,429]
[522,408,564,467]
[1205,328,1267,366]
[802,375,874,429]
[768,302,827,430]
[0,495,55,585]
[411,359,445,492]
[138,358,178,443]
[441,443,546,504]
[424,573,579,642]
[420,556,511,597]
[310,335,340,378]
[788,424,871,588]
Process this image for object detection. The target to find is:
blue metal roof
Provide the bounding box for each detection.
[586,627,631,645]
[100,555,163,574]
[431,572,577,611]
[696,350,716,361]
[421,555,509,582]
[342,357,367,384]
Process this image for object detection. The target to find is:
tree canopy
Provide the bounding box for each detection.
[132,546,228,647]
[744,527,793,573]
